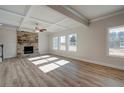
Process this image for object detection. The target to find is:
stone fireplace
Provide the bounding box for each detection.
[17,31,38,57]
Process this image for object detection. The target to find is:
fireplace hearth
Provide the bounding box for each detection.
[24,46,33,54]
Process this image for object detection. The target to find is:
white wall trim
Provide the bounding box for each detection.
[90,10,124,22]
[50,52,124,70]
[78,58,124,70]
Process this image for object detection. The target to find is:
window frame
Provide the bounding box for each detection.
[107,25,124,59]
[59,35,66,51]
[52,36,59,50]
[68,33,77,52]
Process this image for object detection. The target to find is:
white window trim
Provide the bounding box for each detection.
[59,35,66,51]
[68,33,77,52]
[107,26,124,59]
[53,36,59,50]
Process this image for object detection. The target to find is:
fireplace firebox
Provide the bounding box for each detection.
[24,46,33,54]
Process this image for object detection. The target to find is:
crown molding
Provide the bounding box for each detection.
[63,6,89,22]
[90,9,124,22]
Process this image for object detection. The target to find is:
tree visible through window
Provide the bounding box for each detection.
[108,26,124,57]
[68,34,77,52]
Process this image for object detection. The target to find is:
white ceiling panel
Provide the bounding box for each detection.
[21,20,50,30]
[70,5,124,20]
[0,5,30,15]
[30,6,67,24]
[47,25,66,32]
[0,9,22,26]
[21,23,35,30]
[28,19,51,28]
[0,5,123,33]
[57,18,83,29]
[20,28,34,32]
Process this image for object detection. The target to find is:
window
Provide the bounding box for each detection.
[68,34,77,52]
[108,26,124,57]
[53,37,59,50]
[59,36,66,50]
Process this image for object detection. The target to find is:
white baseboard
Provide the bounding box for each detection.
[50,52,124,70]
[78,58,124,70]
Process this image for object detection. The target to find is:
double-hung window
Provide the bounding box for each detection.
[108,26,124,57]
[53,37,59,50]
[59,36,66,51]
[68,34,77,52]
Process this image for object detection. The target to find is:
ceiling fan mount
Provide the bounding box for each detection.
[34,23,47,33]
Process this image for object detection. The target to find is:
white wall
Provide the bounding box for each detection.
[38,32,49,54]
[0,27,17,58]
[0,28,49,59]
[48,13,124,70]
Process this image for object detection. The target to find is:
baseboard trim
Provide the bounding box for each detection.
[50,52,124,70]
[78,58,124,70]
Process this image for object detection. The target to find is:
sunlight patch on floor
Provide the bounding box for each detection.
[31,56,59,66]
[29,55,70,73]
[39,63,60,73]
[55,60,70,66]
[28,55,51,61]
[46,57,59,61]
[32,59,48,65]
[38,59,70,73]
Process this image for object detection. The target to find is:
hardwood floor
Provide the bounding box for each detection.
[0,54,124,87]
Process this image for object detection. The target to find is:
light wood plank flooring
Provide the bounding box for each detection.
[0,54,124,87]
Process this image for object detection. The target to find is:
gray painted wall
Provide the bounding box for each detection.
[38,32,49,54]
[0,28,17,58]
[48,13,124,70]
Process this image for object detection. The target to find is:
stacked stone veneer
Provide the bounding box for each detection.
[17,31,38,57]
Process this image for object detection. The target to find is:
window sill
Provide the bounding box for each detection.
[108,54,124,59]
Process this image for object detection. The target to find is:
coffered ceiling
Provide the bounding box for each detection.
[0,5,124,32]
[70,5,124,21]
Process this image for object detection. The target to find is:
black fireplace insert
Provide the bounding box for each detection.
[24,46,33,54]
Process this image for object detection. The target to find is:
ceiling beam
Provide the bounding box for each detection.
[30,17,53,25]
[47,5,89,26]
[0,8,52,25]
[64,6,88,22]
[0,8,24,18]
[0,8,67,30]
[18,5,36,30]
[0,6,88,31]
[46,18,70,30]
